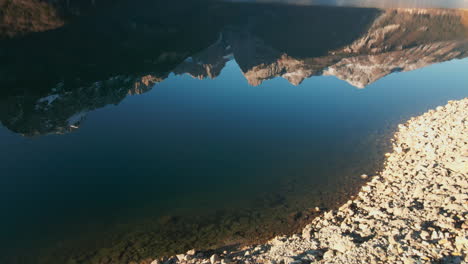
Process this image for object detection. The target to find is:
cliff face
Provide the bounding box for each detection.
[172,8,468,88]
[222,9,468,88]
[325,41,468,88]
[321,9,468,87]
[173,35,233,80]
[0,3,467,136]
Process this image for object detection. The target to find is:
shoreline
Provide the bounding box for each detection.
[145,98,467,264]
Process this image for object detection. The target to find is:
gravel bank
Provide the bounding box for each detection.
[145,98,468,264]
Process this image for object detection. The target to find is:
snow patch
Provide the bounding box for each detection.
[37,94,60,105]
[223,53,235,60]
[67,112,87,126]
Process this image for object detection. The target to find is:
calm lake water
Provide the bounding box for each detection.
[1,0,468,263]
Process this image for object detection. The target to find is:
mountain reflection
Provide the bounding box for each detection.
[1,1,468,136]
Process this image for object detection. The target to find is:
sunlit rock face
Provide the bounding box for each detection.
[325,41,468,88]
[0,0,64,38]
[243,54,316,86]
[130,75,165,95]
[323,9,468,87]
[0,0,118,38]
[202,8,468,88]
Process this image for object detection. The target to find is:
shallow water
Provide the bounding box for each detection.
[0,1,468,263]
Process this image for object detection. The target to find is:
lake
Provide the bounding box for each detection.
[0,1,467,263]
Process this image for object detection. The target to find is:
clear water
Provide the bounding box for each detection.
[0,1,467,263]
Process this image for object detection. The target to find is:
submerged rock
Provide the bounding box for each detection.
[160,98,468,264]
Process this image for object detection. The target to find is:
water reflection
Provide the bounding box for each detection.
[1,4,468,136]
[228,0,468,9]
[0,1,468,264]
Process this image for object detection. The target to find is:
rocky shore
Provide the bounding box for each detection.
[142,98,467,264]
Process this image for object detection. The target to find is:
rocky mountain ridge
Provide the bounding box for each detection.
[177,9,468,88]
[1,5,468,136]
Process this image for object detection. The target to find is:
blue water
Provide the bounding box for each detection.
[1,58,467,263]
[0,1,468,263]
